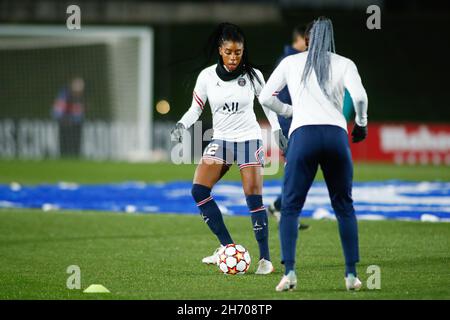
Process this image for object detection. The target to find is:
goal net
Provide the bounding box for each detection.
[0,25,153,161]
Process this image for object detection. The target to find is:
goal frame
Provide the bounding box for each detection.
[0,24,154,160]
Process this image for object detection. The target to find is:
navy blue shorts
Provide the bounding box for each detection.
[202,139,265,170]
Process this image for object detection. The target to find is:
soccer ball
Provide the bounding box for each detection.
[217,244,251,275]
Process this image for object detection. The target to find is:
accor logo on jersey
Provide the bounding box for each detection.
[222,102,243,114]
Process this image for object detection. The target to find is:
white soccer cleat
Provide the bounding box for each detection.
[255,258,274,275]
[345,274,362,291]
[275,270,297,292]
[201,246,225,265]
[268,203,281,223]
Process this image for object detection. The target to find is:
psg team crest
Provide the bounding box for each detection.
[238,77,246,87]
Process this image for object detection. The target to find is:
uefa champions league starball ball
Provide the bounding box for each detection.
[217,244,251,275]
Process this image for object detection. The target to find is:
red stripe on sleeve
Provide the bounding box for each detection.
[194,91,204,106]
[193,93,204,110]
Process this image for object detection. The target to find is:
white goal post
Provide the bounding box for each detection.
[0,25,153,161]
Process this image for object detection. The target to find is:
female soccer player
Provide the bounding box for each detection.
[171,23,292,274]
[259,17,368,290]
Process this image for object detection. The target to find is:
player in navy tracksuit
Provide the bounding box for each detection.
[259,17,368,292]
[267,24,311,230]
[268,24,356,232]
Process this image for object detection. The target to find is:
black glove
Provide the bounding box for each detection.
[351,124,368,143]
[170,123,186,143]
[274,129,288,154]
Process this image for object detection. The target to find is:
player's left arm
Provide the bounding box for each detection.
[343,60,368,127]
[258,60,292,118]
[343,59,369,143]
[254,70,281,132]
[255,69,288,153]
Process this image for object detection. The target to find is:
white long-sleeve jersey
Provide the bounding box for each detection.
[259,52,368,137]
[178,64,292,142]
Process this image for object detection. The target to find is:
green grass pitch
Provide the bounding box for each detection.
[0,160,449,299]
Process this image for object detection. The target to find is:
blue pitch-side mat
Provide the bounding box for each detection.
[1,180,449,222]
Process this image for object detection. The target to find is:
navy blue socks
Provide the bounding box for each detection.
[246,194,270,261]
[191,184,233,246]
[192,185,271,262]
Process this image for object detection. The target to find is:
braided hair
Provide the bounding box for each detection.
[301,17,340,107]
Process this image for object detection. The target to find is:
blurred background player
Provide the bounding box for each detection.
[268,23,356,231]
[259,16,368,292]
[171,23,292,275]
[267,23,311,231]
[51,76,85,157]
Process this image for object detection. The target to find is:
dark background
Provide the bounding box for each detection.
[1,0,449,126]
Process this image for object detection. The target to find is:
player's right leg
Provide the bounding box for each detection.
[193,141,233,264]
[320,125,361,290]
[276,126,319,291]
